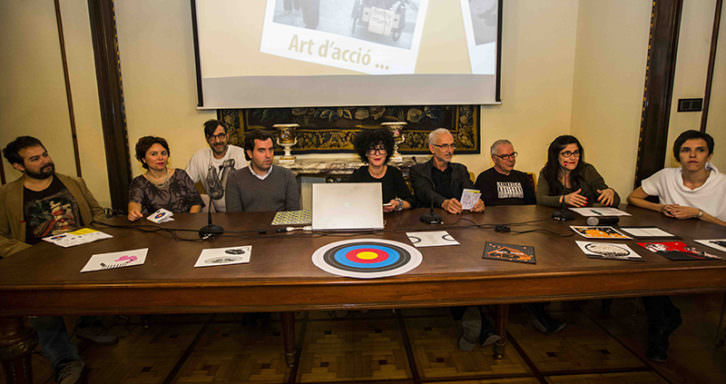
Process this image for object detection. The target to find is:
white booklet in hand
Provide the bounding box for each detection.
[460,188,481,210]
[81,248,148,272]
[147,208,174,223]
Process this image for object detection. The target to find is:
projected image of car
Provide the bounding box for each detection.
[271,0,420,50]
[351,0,411,43]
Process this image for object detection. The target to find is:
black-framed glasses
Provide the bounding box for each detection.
[432,143,456,150]
[208,133,227,141]
[559,150,580,158]
[367,146,386,155]
[495,152,517,160]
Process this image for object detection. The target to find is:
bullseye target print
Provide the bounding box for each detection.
[312,239,423,279]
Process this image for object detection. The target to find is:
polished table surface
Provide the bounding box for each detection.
[1,205,725,317]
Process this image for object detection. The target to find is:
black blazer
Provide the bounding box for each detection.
[410,159,474,208]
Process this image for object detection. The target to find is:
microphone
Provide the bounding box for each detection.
[419,175,443,224]
[420,198,443,224]
[552,174,575,221]
[586,216,619,226]
[199,163,229,239]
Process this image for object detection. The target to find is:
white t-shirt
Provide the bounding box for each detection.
[186,145,247,212]
[641,163,726,221]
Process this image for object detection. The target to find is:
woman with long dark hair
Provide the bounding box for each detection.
[536,135,619,207]
[350,128,413,212]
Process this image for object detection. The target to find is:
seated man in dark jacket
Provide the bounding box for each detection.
[410,129,488,351]
[410,128,484,214]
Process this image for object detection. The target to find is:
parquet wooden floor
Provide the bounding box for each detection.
[3,294,724,383]
[506,309,645,374]
[297,318,410,382]
[405,315,530,380]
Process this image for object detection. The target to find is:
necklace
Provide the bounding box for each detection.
[368,165,387,179]
[145,168,170,187]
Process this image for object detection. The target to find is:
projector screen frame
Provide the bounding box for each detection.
[191,0,503,108]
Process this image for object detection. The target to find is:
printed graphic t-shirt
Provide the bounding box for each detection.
[474,167,536,206]
[23,177,80,244]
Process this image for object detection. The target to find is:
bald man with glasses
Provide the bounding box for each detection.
[474,139,536,206]
[411,128,484,214]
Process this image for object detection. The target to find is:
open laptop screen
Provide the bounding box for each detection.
[312,183,384,231]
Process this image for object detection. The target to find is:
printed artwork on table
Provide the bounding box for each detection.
[271,210,312,225]
[81,248,148,273]
[194,245,252,267]
[576,241,643,262]
[637,241,722,261]
[406,231,459,247]
[312,239,422,279]
[482,242,535,264]
[570,226,631,240]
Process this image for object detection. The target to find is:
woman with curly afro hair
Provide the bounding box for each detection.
[350,128,414,212]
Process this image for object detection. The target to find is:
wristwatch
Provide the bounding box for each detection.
[395,198,404,211]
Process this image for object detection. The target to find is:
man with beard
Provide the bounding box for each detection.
[186,119,247,212]
[1,136,113,384]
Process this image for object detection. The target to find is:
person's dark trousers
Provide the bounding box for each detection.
[642,295,682,361]
[524,302,567,334]
[29,316,81,372]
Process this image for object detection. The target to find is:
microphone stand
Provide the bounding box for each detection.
[552,172,575,221]
[199,163,230,239]
[199,202,224,239]
[419,175,443,224]
[420,199,443,224]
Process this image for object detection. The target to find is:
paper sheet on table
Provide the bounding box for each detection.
[43,228,113,248]
[576,241,642,261]
[460,189,481,210]
[194,245,252,267]
[619,227,676,238]
[406,231,459,247]
[695,239,726,253]
[569,207,631,217]
[81,248,147,272]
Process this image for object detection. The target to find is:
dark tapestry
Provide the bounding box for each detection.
[217,105,480,155]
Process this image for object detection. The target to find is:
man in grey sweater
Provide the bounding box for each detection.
[225,130,300,212]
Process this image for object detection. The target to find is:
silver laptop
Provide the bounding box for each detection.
[312,183,384,231]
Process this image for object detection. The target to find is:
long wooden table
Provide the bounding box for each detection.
[1,206,725,383]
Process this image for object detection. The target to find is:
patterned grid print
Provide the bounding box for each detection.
[271,210,312,225]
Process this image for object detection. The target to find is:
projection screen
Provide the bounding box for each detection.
[192,0,502,108]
